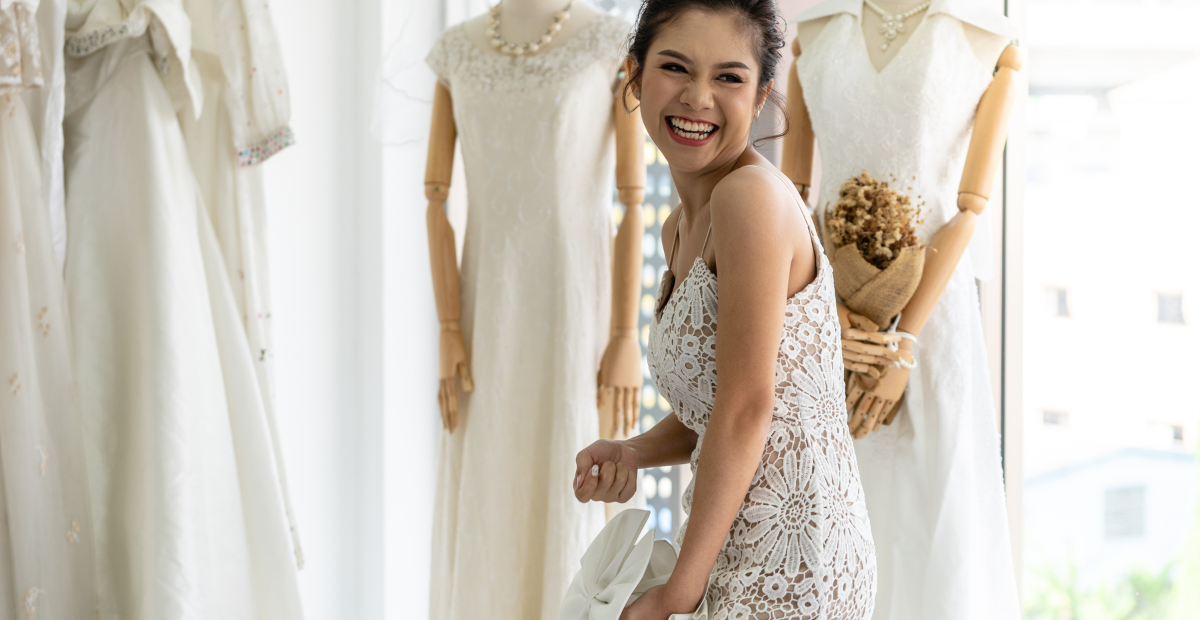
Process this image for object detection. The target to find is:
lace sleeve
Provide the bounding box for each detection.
[425,26,460,88]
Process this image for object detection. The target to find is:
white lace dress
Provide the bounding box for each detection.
[424,15,629,620]
[1,3,97,618]
[647,167,876,620]
[795,1,1021,618]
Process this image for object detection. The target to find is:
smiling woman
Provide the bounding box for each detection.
[569,2,876,620]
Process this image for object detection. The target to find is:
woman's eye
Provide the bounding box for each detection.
[660,63,687,73]
[717,73,745,84]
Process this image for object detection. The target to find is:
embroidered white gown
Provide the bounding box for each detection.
[423,15,629,620]
[795,1,1021,618]
[1,3,97,618]
[62,1,303,618]
[647,167,876,620]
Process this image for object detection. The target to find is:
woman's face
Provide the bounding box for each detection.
[637,9,769,174]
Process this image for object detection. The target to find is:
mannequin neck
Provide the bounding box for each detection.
[866,0,928,14]
[500,0,574,18]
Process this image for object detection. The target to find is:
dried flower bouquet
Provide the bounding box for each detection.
[825,172,926,327]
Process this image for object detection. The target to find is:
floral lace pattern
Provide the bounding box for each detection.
[426,14,630,96]
[647,173,876,620]
[0,4,42,96]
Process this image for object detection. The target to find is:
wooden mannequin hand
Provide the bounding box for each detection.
[846,341,912,438]
[836,302,900,377]
[573,439,639,504]
[598,331,644,439]
[438,323,474,433]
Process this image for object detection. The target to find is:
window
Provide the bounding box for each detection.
[1018,0,1200,612]
[1046,286,1069,318]
[1158,293,1184,324]
[1042,410,1069,426]
[1104,486,1146,540]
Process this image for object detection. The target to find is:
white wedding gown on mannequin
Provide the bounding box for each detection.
[423,14,629,620]
[62,1,302,618]
[796,1,1021,618]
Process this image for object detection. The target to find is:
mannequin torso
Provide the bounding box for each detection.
[795,0,1007,72]
[462,0,600,54]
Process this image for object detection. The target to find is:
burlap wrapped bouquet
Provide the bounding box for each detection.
[825,172,925,328]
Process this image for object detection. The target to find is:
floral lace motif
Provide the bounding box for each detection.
[426,14,630,96]
[648,196,877,619]
[0,4,43,96]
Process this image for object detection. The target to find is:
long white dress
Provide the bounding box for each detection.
[647,167,876,620]
[62,2,303,618]
[423,15,628,620]
[1,3,97,618]
[795,1,1021,618]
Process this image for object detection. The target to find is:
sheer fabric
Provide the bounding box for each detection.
[1,4,97,618]
[795,2,1021,618]
[424,15,629,620]
[647,167,876,620]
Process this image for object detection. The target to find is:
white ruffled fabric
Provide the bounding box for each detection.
[559,509,707,620]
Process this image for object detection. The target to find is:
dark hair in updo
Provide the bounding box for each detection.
[623,0,789,143]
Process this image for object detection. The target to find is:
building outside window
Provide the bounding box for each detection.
[1020,0,1200,616]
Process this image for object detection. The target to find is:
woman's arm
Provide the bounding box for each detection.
[574,412,697,504]
[660,167,811,612]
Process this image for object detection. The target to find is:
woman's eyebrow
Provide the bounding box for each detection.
[657,50,750,72]
[657,50,691,63]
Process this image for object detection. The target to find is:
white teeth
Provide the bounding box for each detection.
[669,117,715,141]
[670,117,714,133]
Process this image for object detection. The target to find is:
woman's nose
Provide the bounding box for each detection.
[678,78,714,110]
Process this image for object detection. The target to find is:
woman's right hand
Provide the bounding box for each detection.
[573,440,640,504]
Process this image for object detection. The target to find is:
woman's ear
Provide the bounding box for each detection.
[621,56,643,111]
[757,79,775,114]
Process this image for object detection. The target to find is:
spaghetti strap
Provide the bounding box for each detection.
[666,211,683,272]
[742,164,823,251]
[699,223,713,259]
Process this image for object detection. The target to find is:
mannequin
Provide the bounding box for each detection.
[782,1,1022,436]
[781,2,1023,618]
[426,0,646,437]
[423,5,641,618]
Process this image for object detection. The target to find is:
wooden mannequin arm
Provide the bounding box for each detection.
[425,82,461,327]
[425,81,473,431]
[599,67,647,439]
[958,45,1024,214]
[895,45,1023,338]
[780,38,815,203]
[612,72,647,339]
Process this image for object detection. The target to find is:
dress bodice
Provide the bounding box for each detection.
[645,167,875,619]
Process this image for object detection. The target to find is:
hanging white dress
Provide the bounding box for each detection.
[795,1,1020,618]
[178,0,303,568]
[62,1,303,618]
[424,15,628,620]
[1,3,97,619]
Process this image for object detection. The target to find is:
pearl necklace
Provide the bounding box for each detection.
[863,0,931,51]
[488,1,573,56]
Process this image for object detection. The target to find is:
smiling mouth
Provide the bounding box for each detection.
[667,116,717,141]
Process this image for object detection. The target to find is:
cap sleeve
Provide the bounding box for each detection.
[425,26,460,88]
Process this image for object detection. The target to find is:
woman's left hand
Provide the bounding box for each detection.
[620,585,695,620]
